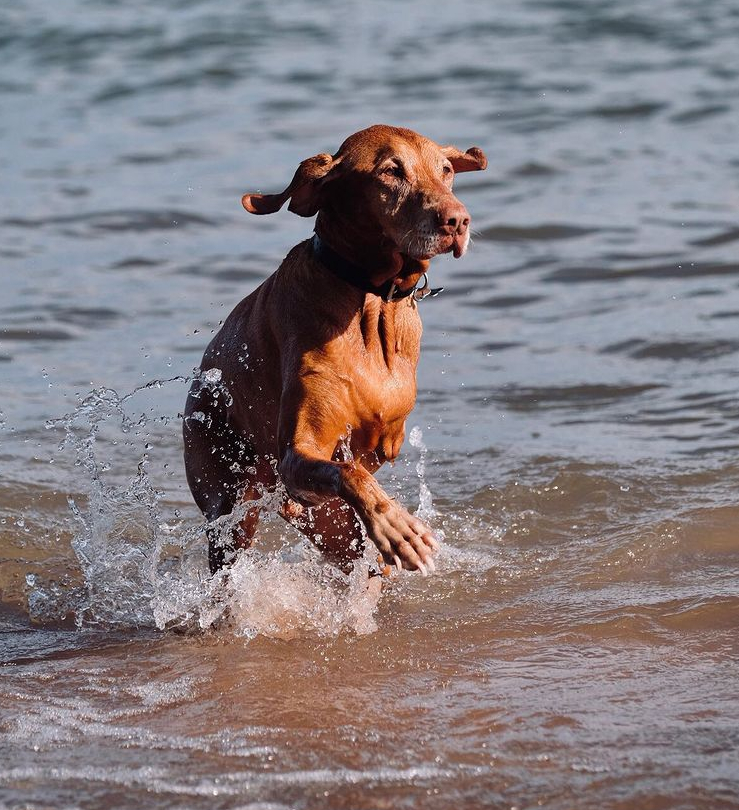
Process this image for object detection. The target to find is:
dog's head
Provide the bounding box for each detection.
[242,125,487,262]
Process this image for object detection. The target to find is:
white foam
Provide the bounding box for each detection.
[0,763,461,797]
[217,546,380,638]
[122,675,200,707]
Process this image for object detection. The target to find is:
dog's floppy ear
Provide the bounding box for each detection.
[242,153,339,217]
[440,145,488,173]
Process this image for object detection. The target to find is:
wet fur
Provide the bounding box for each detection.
[183,124,487,575]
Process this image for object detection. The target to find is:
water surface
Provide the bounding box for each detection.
[2,1,739,808]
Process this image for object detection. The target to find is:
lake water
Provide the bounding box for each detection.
[2,0,739,808]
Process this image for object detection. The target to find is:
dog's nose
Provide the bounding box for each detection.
[437,200,470,235]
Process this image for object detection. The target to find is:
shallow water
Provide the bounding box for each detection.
[2,0,739,807]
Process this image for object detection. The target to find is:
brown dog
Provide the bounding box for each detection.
[183,125,486,576]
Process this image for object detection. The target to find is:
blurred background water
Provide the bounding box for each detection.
[2,1,739,808]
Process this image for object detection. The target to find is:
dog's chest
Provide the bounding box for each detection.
[346,307,421,460]
[354,359,417,422]
[349,377,415,463]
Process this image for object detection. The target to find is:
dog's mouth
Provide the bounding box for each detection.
[449,232,468,259]
[403,232,468,261]
[437,232,468,259]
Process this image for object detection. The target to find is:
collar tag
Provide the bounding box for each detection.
[412,273,444,302]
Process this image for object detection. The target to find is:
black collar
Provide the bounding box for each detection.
[311,234,442,302]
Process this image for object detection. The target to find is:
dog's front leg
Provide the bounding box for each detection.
[278,445,438,574]
[277,375,438,574]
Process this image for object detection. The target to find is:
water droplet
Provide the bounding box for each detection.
[202,368,222,384]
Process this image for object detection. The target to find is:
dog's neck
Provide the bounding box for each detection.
[314,213,428,294]
[312,235,430,302]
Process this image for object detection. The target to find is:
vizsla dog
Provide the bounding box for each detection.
[183,125,486,577]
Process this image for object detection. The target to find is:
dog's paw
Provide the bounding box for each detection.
[365,500,439,575]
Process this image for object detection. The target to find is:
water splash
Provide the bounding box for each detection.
[194,546,380,639]
[28,375,380,637]
[408,425,439,525]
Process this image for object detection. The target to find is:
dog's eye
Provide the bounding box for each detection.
[381,163,404,179]
[442,164,453,177]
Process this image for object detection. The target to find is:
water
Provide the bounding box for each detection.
[2,0,739,807]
